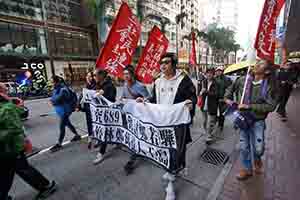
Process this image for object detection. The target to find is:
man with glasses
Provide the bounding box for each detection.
[137,53,197,178]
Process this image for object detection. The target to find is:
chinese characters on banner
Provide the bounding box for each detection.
[189,32,197,67]
[96,2,141,77]
[254,0,285,62]
[82,89,191,172]
[135,26,169,84]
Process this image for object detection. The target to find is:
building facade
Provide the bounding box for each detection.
[0,0,98,89]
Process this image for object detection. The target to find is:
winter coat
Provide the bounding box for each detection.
[215,75,232,98]
[149,70,197,144]
[0,95,25,157]
[51,83,72,117]
[224,76,277,120]
[95,77,117,102]
[200,78,219,115]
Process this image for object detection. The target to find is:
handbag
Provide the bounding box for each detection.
[197,96,204,107]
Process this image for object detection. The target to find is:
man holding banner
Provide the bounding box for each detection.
[138,53,197,177]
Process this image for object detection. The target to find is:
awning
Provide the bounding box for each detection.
[224,61,256,74]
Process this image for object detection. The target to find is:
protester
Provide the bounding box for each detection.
[121,65,151,175]
[137,53,197,178]
[50,76,81,152]
[224,60,277,181]
[276,61,298,121]
[93,69,117,165]
[215,66,232,131]
[196,68,206,96]
[0,83,56,200]
[199,68,219,145]
[77,72,97,149]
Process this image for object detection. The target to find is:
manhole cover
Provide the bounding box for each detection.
[200,148,229,166]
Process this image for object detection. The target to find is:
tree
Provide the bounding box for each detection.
[86,0,115,45]
[203,23,240,64]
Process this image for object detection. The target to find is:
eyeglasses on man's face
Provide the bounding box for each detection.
[160,60,171,65]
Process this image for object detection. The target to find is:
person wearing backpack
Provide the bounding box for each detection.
[0,83,57,200]
[50,76,81,152]
[224,60,277,181]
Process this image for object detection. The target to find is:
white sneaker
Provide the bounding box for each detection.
[162,172,176,182]
[93,153,104,165]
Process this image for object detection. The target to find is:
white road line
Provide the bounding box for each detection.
[28,134,88,159]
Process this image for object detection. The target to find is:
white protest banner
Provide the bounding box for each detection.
[84,91,191,172]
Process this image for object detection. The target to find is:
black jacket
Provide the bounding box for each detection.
[201,78,219,115]
[149,74,197,144]
[96,77,117,102]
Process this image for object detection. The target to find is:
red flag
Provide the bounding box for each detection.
[189,32,197,66]
[135,26,169,84]
[254,0,285,62]
[96,2,141,78]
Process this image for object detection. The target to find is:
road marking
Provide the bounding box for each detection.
[27,134,88,159]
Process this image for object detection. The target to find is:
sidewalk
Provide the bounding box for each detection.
[218,89,300,200]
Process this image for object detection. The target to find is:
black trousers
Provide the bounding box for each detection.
[277,84,293,116]
[59,113,78,144]
[0,152,50,200]
[218,102,227,129]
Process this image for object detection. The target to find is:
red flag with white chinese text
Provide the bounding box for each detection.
[96,2,141,78]
[254,0,285,62]
[135,26,169,84]
[189,31,197,67]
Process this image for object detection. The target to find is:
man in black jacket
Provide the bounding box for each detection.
[199,68,219,145]
[138,53,197,178]
[276,62,298,121]
[92,69,117,165]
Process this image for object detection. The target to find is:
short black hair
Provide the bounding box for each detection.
[161,53,178,68]
[52,75,63,84]
[95,69,108,77]
[124,65,136,79]
[206,68,215,74]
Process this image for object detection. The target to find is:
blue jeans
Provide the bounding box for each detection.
[239,120,266,170]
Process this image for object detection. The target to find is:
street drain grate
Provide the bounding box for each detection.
[200,148,229,166]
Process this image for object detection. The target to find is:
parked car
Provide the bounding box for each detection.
[4,82,19,96]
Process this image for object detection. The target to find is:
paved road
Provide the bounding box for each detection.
[11,86,238,200]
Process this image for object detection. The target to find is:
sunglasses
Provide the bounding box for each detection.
[160,60,171,65]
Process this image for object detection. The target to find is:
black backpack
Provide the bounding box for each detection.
[66,87,78,112]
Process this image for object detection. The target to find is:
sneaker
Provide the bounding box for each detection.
[93,153,104,165]
[236,169,253,181]
[205,136,214,145]
[71,135,81,142]
[162,172,176,182]
[50,144,62,152]
[254,159,263,174]
[35,181,57,200]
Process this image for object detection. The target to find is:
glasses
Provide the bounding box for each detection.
[160,60,171,65]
